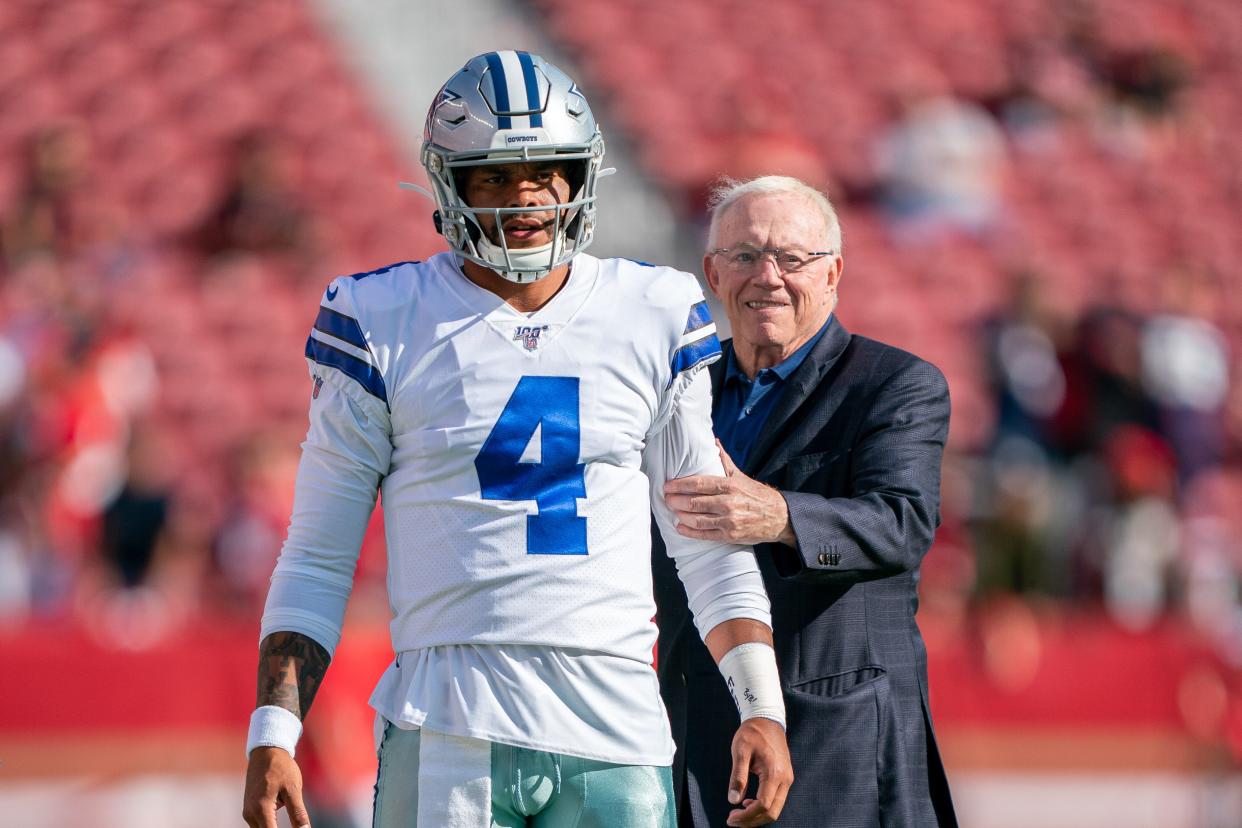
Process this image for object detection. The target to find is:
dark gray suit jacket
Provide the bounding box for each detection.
[653,319,958,828]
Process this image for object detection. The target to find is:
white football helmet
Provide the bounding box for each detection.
[421,51,606,283]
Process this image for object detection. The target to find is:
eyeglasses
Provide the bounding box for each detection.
[708,245,834,274]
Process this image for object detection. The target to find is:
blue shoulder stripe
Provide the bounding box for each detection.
[669,333,722,384]
[684,300,713,335]
[345,260,419,281]
[305,336,388,403]
[313,306,369,352]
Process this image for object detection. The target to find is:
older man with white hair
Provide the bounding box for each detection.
[653,176,958,827]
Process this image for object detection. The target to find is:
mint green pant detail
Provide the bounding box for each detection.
[372,723,675,828]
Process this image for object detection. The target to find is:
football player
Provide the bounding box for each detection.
[241,52,792,828]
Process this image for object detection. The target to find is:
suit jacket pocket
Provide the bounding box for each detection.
[785,666,920,827]
[790,664,886,698]
[781,666,889,825]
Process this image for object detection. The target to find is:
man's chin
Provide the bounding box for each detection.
[741,320,792,346]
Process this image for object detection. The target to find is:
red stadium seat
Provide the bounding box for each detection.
[122,0,217,56]
[32,0,118,56]
[0,78,69,145]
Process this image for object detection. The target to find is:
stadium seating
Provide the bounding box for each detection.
[0,0,445,497]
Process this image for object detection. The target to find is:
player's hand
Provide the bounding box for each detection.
[726,717,793,826]
[242,746,312,828]
[664,441,795,547]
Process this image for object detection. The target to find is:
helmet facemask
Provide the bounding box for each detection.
[420,52,607,284]
[423,142,604,283]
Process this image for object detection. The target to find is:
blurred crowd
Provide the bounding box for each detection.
[0,2,1238,700]
[962,269,1240,652]
[0,124,310,642]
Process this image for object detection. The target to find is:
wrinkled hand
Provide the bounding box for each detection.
[726,717,794,826]
[243,747,311,828]
[664,442,795,546]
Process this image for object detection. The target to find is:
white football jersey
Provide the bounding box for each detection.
[262,252,770,764]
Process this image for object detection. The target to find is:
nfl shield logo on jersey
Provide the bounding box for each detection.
[513,324,549,351]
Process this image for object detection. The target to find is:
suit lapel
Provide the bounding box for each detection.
[743,318,852,477]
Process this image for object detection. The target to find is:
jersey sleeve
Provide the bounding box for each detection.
[646,276,723,439]
[259,281,395,657]
[668,297,721,388]
[642,366,772,639]
[303,276,390,408]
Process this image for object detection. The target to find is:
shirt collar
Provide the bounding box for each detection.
[725,315,834,385]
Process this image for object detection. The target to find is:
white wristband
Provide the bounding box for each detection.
[718,642,786,729]
[246,705,303,758]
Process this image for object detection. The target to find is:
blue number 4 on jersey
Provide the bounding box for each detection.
[475,376,588,555]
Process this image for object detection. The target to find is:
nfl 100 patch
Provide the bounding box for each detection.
[513,324,550,351]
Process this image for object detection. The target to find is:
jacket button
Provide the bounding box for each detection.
[817,552,829,566]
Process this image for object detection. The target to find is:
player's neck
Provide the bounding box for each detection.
[460,259,572,314]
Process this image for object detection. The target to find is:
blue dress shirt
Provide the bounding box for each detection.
[714,317,834,469]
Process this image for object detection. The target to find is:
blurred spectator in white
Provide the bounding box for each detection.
[1178,470,1242,665]
[0,255,119,614]
[1141,267,1230,482]
[981,272,1069,448]
[53,336,159,532]
[874,65,1008,244]
[0,334,32,622]
[1098,426,1181,630]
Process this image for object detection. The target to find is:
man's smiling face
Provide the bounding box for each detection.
[704,192,843,370]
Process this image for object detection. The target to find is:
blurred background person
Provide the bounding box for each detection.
[874,65,1009,245]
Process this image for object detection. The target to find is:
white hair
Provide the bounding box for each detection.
[706,175,843,255]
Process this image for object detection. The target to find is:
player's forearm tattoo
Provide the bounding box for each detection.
[256,632,331,720]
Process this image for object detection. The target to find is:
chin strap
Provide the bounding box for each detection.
[475,236,569,282]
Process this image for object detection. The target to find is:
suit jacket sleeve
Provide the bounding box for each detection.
[765,358,950,583]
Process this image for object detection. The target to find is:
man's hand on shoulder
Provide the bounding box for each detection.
[727,717,793,826]
[665,441,796,547]
[243,746,311,828]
